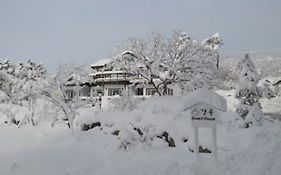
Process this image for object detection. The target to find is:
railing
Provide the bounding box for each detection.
[92,72,131,82]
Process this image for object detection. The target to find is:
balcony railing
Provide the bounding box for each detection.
[94,76,128,82]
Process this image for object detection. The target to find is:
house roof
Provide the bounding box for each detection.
[91,51,137,68]
[91,58,112,67]
[122,50,137,58]
[183,88,227,111]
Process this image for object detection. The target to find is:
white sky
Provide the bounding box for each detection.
[0,0,281,71]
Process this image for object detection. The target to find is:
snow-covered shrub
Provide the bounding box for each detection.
[0,103,29,125]
[0,59,47,126]
[119,123,158,150]
[108,90,143,111]
[259,79,276,98]
[31,99,64,126]
[235,54,263,127]
[74,96,191,150]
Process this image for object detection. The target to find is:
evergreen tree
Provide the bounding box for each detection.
[235,54,263,127]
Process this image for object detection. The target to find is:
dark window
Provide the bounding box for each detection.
[164,88,173,95]
[145,88,157,96]
[104,74,111,78]
[108,88,122,96]
[136,88,144,96]
[66,90,75,99]
[79,86,91,97]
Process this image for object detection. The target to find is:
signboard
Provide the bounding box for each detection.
[189,103,219,158]
[190,103,218,128]
[183,88,227,158]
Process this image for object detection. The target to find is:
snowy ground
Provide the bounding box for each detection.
[0,90,281,175]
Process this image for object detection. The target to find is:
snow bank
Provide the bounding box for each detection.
[1,90,281,175]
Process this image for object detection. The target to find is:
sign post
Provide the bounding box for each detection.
[193,127,199,157]
[212,127,217,157]
[183,88,227,158]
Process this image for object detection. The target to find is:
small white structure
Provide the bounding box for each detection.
[183,88,227,157]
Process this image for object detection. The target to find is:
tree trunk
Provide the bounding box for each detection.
[150,81,162,96]
[28,97,35,126]
[216,54,219,70]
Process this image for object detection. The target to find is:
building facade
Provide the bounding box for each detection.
[89,54,181,100]
[65,53,182,101]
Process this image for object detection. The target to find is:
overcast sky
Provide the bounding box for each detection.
[0,0,281,71]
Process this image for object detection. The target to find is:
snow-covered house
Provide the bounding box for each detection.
[64,76,91,100]
[89,52,179,99]
[89,58,130,98]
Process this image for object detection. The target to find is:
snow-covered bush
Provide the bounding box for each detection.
[235,54,263,127]
[74,96,191,150]
[119,123,159,150]
[32,99,63,126]
[108,90,143,111]
[0,59,47,126]
[259,79,276,98]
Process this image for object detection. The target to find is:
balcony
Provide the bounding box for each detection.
[89,71,130,84]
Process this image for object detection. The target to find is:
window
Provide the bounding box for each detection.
[104,74,111,78]
[164,88,173,96]
[135,88,143,96]
[66,90,75,99]
[146,88,157,96]
[108,88,122,96]
[104,66,113,71]
[79,86,91,97]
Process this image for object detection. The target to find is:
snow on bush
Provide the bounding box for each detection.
[0,59,47,126]
[0,103,29,125]
[107,90,143,111]
[258,78,276,98]
[73,94,233,152]
[74,96,194,150]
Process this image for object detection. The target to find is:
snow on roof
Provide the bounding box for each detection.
[91,58,112,67]
[183,88,227,111]
[121,50,137,57]
[89,70,127,76]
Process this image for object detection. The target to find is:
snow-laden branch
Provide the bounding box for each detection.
[110,31,223,95]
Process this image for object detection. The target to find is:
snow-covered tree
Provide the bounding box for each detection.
[40,64,90,128]
[235,54,263,127]
[202,33,223,69]
[219,57,239,89]
[0,59,47,125]
[15,60,47,126]
[110,31,222,95]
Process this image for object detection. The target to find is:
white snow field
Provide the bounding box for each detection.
[0,91,281,175]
